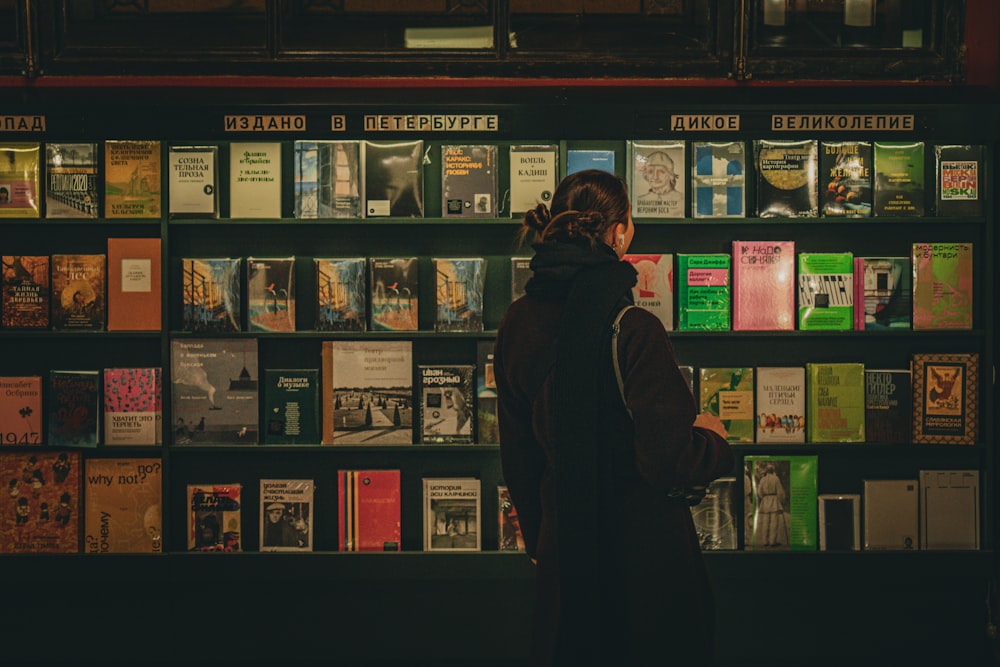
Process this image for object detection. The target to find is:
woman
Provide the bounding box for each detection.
[493,170,734,666]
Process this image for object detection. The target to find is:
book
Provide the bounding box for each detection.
[873,141,924,216]
[0,142,41,218]
[0,450,82,553]
[476,340,499,445]
[369,257,418,331]
[911,242,973,330]
[170,338,259,445]
[51,253,106,330]
[1,255,49,328]
[247,256,295,332]
[934,144,984,217]
[627,140,685,218]
[864,369,911,443]
[337,470,401,552]
[797,252,853,331]
[315,257,367,331]
[104,140,161,218]
[754,367,805,444]
[509,144,558,216]
[168,145,219,217]
[677,253,730,331]
[754,139,818,217]
[919,470,979,550]
[805,362,865,443]
[911,352,978,445]
[566,148,615,175]
[498,485,525,552]
[48,370,100,448]
[744,455,818,551]
[83,458,162,553]
[321,340,413,445]
[362,139,424,217]
[731,240,795,331]
[107,237,162,331]
[691,140,745,218]
[863,479,918,550]
[263,369,320,445]
[229,141,282,219]
[699,367,754,443]
[181,257,241,332]
[292,140,361,219]
[187,483,242,552]
[622,253,673,331]
[441,144,497,217]
[259,479,313,551]
[853,256,911,330]
[820,141,872,217]
[510,257,532,302]
[434,257,485,332]
[103,367,162,446]
[678,365,695,395]
[45,142,99,218]
[817,494,860,551]
[422,477,481,552]
[690,476,737,550]
[419,364,475,444]
[0,376,42,445]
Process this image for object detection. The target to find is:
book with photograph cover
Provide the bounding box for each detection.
[509,144,558,216]
[820,141,872,217]
[911,352,978,445]
[84,457,162,554]
[51,253,106,331]
[873,141,925,216]
[477,340,499,445]
[259,479,313,552]
[263,369,320,445]
[107,237,161,331]
[315,257,367,331]
[423,477,481,552]
[362,140,424,217]
[419,364,475,444]
[168,145,219,218]
[699,367,754,443]
[865,369,911,444]
[441,144,497,217]
[863,479,918,550]
[103,367,162,446]
[690,476,737,550]
[677,253,730,331]
[691,140,745,218]
[337,469,401,552]
[566,148,615,176]
[1,255,49,328]
[853,256,911,330]
[187,483,241,552]
[181,257,241,332]
[806,362,865,443]
[229,141,281,219]
[434,257,485,333]
[797,252,854,331]
[731,241,795,331]
[48,370,100,448]
[755,367,805,444]
[754,139,818,218]
[293,140,361,219]
[0,450,81,553]
[934,144,983,217]
[744,455,818,551]
[104,140,161,218]
[369,257,418,331]
[0,376,42,446]
[627,140,685,218]
[911,242,973,330]
[498,485,525,552]
[0,142,41,218]
[622,254,673,331]
[247,256,295,332]
[170,338,259,445]
[818,494,860,551]
[45,142,99,218]
[919,470,979,550]
[321,340,413,445]
[510,257,532,302]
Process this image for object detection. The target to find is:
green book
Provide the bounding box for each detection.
[873,141,925,216]
[745,454,818,551]
[264,369,320,445]
[677,253,730,330]
[806,362,865,443]
[797,252,854,330]
[698,367,754,443]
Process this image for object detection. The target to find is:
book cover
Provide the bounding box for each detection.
[0,142,41,218]
[873,141,924,216]
[690,476,737,550]
[293,140,361,219]
[104,140,161,218]
[510,257,532,302]
[477,340,499,445]
[911,352,978,445]
[321,340,413,445]
[731,241,795,331]
[498,485,525,552]
[0,376,42,445]
[628,140,685,218]
[863,479,918,550]
[259,479,313,551]
[820,141,872,217]
[509,144,558,216]
[755,367,805,444]
[622,254,673,331]
[441,144,497,217]
[0,450,81,553]
[369,257,418,331]
[678,365,695,395]
[315,257,367,332]
[170,338,259,445]
[362,140,424,217]
[855,256,911,330]
[229,141,282,219]
[168,145,219,218]
[919,470,979,550]
[45,142,99,218]
[817,494,860,551]
[797,252,854,330]
[181,257,241,332]
[423,477,481,552]
[187,483,241,552]
[103,367,162,446]
[911,242,973,330]
[263,369,320,445]
[691,140,745,218]
[337,470,401,552]
[51,253,106,330]
[864,369,911,444]
[419,364,475,444]
[935,144,983,217]
[699,367,754,443]
[48,370,100,448]
[1,255,49,328]
[107,237,162,331]
[247,256,295,332]
[744,455,818,551]
[677,253,730,331]
[434,257,485,333]
[84,458,162,554]
[566,148,615,175]
[754,139,818,217]
[805,362,865,443]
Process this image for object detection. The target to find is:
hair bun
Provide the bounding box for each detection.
[523,203,551,232]
[575,210,607,228]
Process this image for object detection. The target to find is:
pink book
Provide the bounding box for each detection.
[853,257,865,330]
[731,241,795,331]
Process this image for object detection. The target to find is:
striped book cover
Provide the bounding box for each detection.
[337,469,401,552]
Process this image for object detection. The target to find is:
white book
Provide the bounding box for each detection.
[509,144,558,216]
[627,140,685,218]
[229,141,282,218]
[863,479,918,550]
[622,253,674,331]
[259,479,314,552]
[755,366,806,444]
[168,145,219,217]
[422,477,481,552]
[919,470,979,550]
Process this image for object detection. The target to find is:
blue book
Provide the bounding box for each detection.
[566,149,615,176]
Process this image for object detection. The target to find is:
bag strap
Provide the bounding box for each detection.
[611,304,636,418]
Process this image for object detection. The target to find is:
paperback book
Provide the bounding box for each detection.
[797,252,853,330]
[911,242,973,330]
[103,367,162,446]
[247,256,295,332]
[0,142,41,217]
[744,455,818,551]
[934,144,983,217]
[0,450,81,553]
[0,376,42,445]
[434,257,485,332]
[873,141,924,216]
[863,479,918,550]
[107,237,161,331]
[911,352,978,445]
[691,140,745,218]
[181,257,241,332]
[818,494,861,551]
[45,142,99,218]
[1,255,49,328]
[315,257,367,331]
[337,469,401,552]
[498,485,525,552]
[187,483,241,552]
[509,144,558,216]
[369,257,418,331]
[622,254,674,331]
[259,479,313,551]
[820,141,872,217]
[755,367,805,444]
[477,340,499,445]
[510,257,532,302]
[51,253,106,330]
[566,148,615,175]
[805,362,865,443]
[84,458,162,554]
[627,140,685,218]
[419,364,475,444]
[864,369,911,443]
[441,144,497,217]
[853,256,911,330]
[919,469,979,550]
[48,370,100,448]
[754,139,818,217]
[362,139,424,217]
[168,145,219,218]
[263,369,320,445]
[677,253,730,331]
[423,477,481,552]
[293,140,361,219]
[731,241,795,331]
[229,141,282,218]
[104,140,161,218]
[699,367,754,443]
[690,476,737,550]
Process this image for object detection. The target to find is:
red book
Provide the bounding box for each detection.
[0,376,42,445]
[337,469,401,552]
[107,237,161,331]
[0,450,82,553]
[731,240,795,331]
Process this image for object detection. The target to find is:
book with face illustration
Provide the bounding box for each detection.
[418,364,475,445]
[628,140,685,218]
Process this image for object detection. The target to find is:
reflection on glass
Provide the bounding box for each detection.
[754,0,934,50]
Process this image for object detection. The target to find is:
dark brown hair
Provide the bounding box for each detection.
[518,169,631,248]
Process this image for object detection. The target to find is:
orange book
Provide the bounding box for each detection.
[0,376,42,445]
[107,237,161,331]
[84,458,162,553]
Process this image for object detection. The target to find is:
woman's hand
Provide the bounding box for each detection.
[693,412,728,439]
